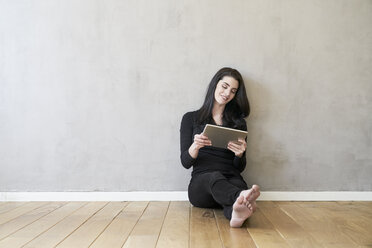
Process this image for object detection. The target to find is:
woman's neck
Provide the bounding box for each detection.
[212,102,225,125]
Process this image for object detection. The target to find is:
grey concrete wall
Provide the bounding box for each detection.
[0,0,371,191]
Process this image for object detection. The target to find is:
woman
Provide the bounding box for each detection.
[180,67,260,227]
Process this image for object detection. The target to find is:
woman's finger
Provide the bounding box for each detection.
[229,141,244,150]
[227,143,239,152]
[201,135,212,144]
[200,135,211,141]
[195,136,212,147]
[229,147,241,156]
[228,147,244,157]
[237,139,247,148]
[228,142,245,155]
[196,136,211,143]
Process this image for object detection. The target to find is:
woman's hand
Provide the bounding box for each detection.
[228,138,247,158]
[188,134,212,159]
[193,134,212,149]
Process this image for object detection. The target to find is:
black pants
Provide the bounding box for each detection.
[188,171,248,220]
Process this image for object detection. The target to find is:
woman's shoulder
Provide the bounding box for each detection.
[182,110,199,122]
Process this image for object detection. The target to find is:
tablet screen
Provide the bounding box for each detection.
[202,124,247,149]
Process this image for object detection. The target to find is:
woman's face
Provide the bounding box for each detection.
[214,76,239,106]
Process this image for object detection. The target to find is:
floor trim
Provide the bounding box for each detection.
[1,191,372,201]
[259,191,372,201]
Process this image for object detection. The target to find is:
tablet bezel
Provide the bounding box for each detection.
[202,124,247,149]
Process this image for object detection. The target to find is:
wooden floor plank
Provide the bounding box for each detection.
[256,201,277,208]
[0,202,48,226]
[336,202,372,220]
[0,202,28,215]
[190,207,223,248]
[122,201,169,248]
[334,217,372,247]
[246,207,290,248]
[214,209,257,248]
[0,200,369,247]
[156,201,190,248]
[300,202,362,247]
[0,202,83,248]
[0,202,64,242]
[358,202,372,208]
[23,202,108,248]
[259,202,323,248]
[90,201,148,248]
[56,202,127,248]
[279,202,359,247]
[311,202,372,246]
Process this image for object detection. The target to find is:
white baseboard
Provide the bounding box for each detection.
[0,192,188,202]
[1,191,371,202]
[259,191,372,201]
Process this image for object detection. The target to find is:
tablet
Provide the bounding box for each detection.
[202,124,247,149]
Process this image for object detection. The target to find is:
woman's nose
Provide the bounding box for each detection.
[224,89,230,97]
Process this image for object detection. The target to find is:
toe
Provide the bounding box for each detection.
[237,195,244,204]
[252,185,260,194]
[252,184,260,191]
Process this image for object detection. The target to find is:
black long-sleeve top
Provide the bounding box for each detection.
[180,111,247,177]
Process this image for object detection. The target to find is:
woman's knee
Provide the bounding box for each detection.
[188,176,221,208]
[228,177,248,190]
[188,190,220,208]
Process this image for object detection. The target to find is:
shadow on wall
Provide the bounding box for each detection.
[242,77,290,190]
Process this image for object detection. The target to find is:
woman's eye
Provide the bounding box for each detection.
[222,85,228,89]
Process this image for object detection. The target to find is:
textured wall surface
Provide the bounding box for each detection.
[0,0,371,191]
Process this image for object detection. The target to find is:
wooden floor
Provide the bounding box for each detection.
[0,201,371,247]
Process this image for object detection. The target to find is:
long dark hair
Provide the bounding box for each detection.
[197,67,250,129]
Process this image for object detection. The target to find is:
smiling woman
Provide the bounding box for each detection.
[214,77,238,106]
[180,67,260,228]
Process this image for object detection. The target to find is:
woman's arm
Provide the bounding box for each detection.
[232,152,247,172]
[230,120,248,172]
[188,134,212,158]
[180,112,211,169]
[180,112,197,169]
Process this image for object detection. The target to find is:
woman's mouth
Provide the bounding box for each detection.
[221,96,228,101]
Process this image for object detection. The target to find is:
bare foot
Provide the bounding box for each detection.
[250,200,257,212]
[249,185,260,202]
[230,195,254,228]
[239,185,261,205]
